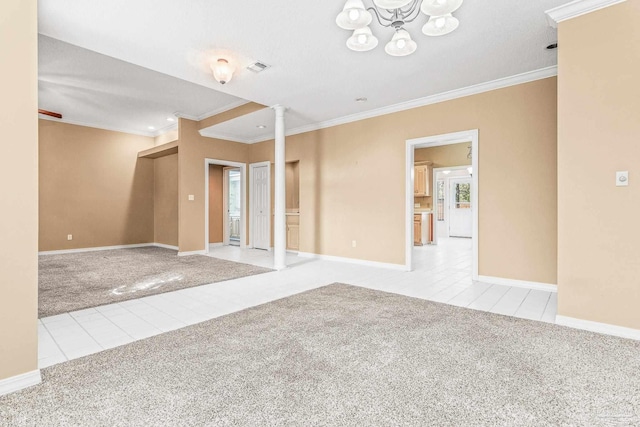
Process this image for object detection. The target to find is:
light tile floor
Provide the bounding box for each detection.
[37,238,557,369]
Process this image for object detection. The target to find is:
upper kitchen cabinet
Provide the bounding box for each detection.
[414,162,432,197]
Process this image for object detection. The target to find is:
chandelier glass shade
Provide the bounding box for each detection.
[336,0,463,56]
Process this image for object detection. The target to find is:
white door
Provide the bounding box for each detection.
[449,177,472,238]
[252,165,270,250]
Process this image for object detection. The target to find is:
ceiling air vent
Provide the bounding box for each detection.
[246,61,270,73]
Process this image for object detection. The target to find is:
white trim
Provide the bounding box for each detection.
[249,161,271,249]
[179,100,251,122]
[177,250,206,257]
[39,100,249,138]
[208,242,224,248]
[478,275,557,293]
[0,370,41,397]
[153,243,179,251]
[199,129,253,143]
[38,115,155,137]
[406,130,479,280]
[204,158,247,255]
[431,165,472,245]
[545,0,626,27]
[39,243,153,255]
[297,252,406,271]
[235,67,557,144]
[555,315,640,341]
[151,122,178,138]
[38,243,179,255]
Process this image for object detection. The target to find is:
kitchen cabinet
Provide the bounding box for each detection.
[414,212,433,246]
[413,214,422,245]
[286,214,299,251]
[414,162,432,197]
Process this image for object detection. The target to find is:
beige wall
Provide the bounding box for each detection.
[178,118,248,252]
[154,154,178,247]
[0,0,38,381]
[557,2,640,329]
[39,120,155,251]
[208,165,224,243]
[415,142,472,208]
[286,161,300,210]
[249,77,557,283]
[415,142,472,167]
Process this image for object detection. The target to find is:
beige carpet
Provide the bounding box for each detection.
[38,247,271,317]
[3,284,640,426]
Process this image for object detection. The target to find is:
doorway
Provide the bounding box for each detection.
[224,168,242,246]
[448,176,472,238]
[249,161,271,250]
[405,130,478,279]
[204,158,246,254]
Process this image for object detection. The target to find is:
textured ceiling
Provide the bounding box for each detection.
[38,0,565,138]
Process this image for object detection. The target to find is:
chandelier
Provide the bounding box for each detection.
[336,0,463,56]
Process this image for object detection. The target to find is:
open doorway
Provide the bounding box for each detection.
[223,167,242,246]
[433,166,473,244]
[205,158,246,254]
[405,130,478,279]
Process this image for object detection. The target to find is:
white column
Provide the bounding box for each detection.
[273,105,287,270]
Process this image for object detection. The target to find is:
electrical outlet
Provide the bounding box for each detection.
[188,194,195,201]
[352,240,357,248]
[67,234,73,241]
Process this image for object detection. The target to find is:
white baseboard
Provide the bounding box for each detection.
[208,242,224,248]
[39,243,181,255]
[178,250,206,257]
[0,370,41,397]
[153,243,179,251]
[477,275,557,293]
[297,252,407,271]
[555,315,640,341]
[39,243,154,255]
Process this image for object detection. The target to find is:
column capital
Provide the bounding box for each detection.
[270,104,288,114]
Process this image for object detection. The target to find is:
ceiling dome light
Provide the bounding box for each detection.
[420,0,463,16]
[336,0,372,30]
[373,0,412,9]
[422,14,459,36]
[347,26,379,52]
[211,58,234,85]
[384,29,417,56]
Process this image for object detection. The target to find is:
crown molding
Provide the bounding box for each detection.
[178,99,251,122]
[242,65,558,144]
[545,0,627,27]
[152,122,178,137]
[38,100,249,138]
[198,128,261,144]
[38,114,156,137]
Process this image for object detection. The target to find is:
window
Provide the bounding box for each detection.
[454,183,471,209]
[437,180,445,221]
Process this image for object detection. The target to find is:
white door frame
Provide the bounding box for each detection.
[405,129,478,279]
[448,175,473,239]
[432,165,471,246]
[204,158,246,254]
[222,167,240,246]
[249,161,271,250]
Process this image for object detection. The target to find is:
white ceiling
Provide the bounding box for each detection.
[38,0,565,139]
[38,35,248,136]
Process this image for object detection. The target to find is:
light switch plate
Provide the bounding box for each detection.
[616,171,629,187]
[188,194,195,201]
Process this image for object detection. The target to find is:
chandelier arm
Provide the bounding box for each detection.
[400,0,422,16]
[367,7,395,27]
[401,0,424,23]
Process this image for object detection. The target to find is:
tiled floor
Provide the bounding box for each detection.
[37,238,557,369]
